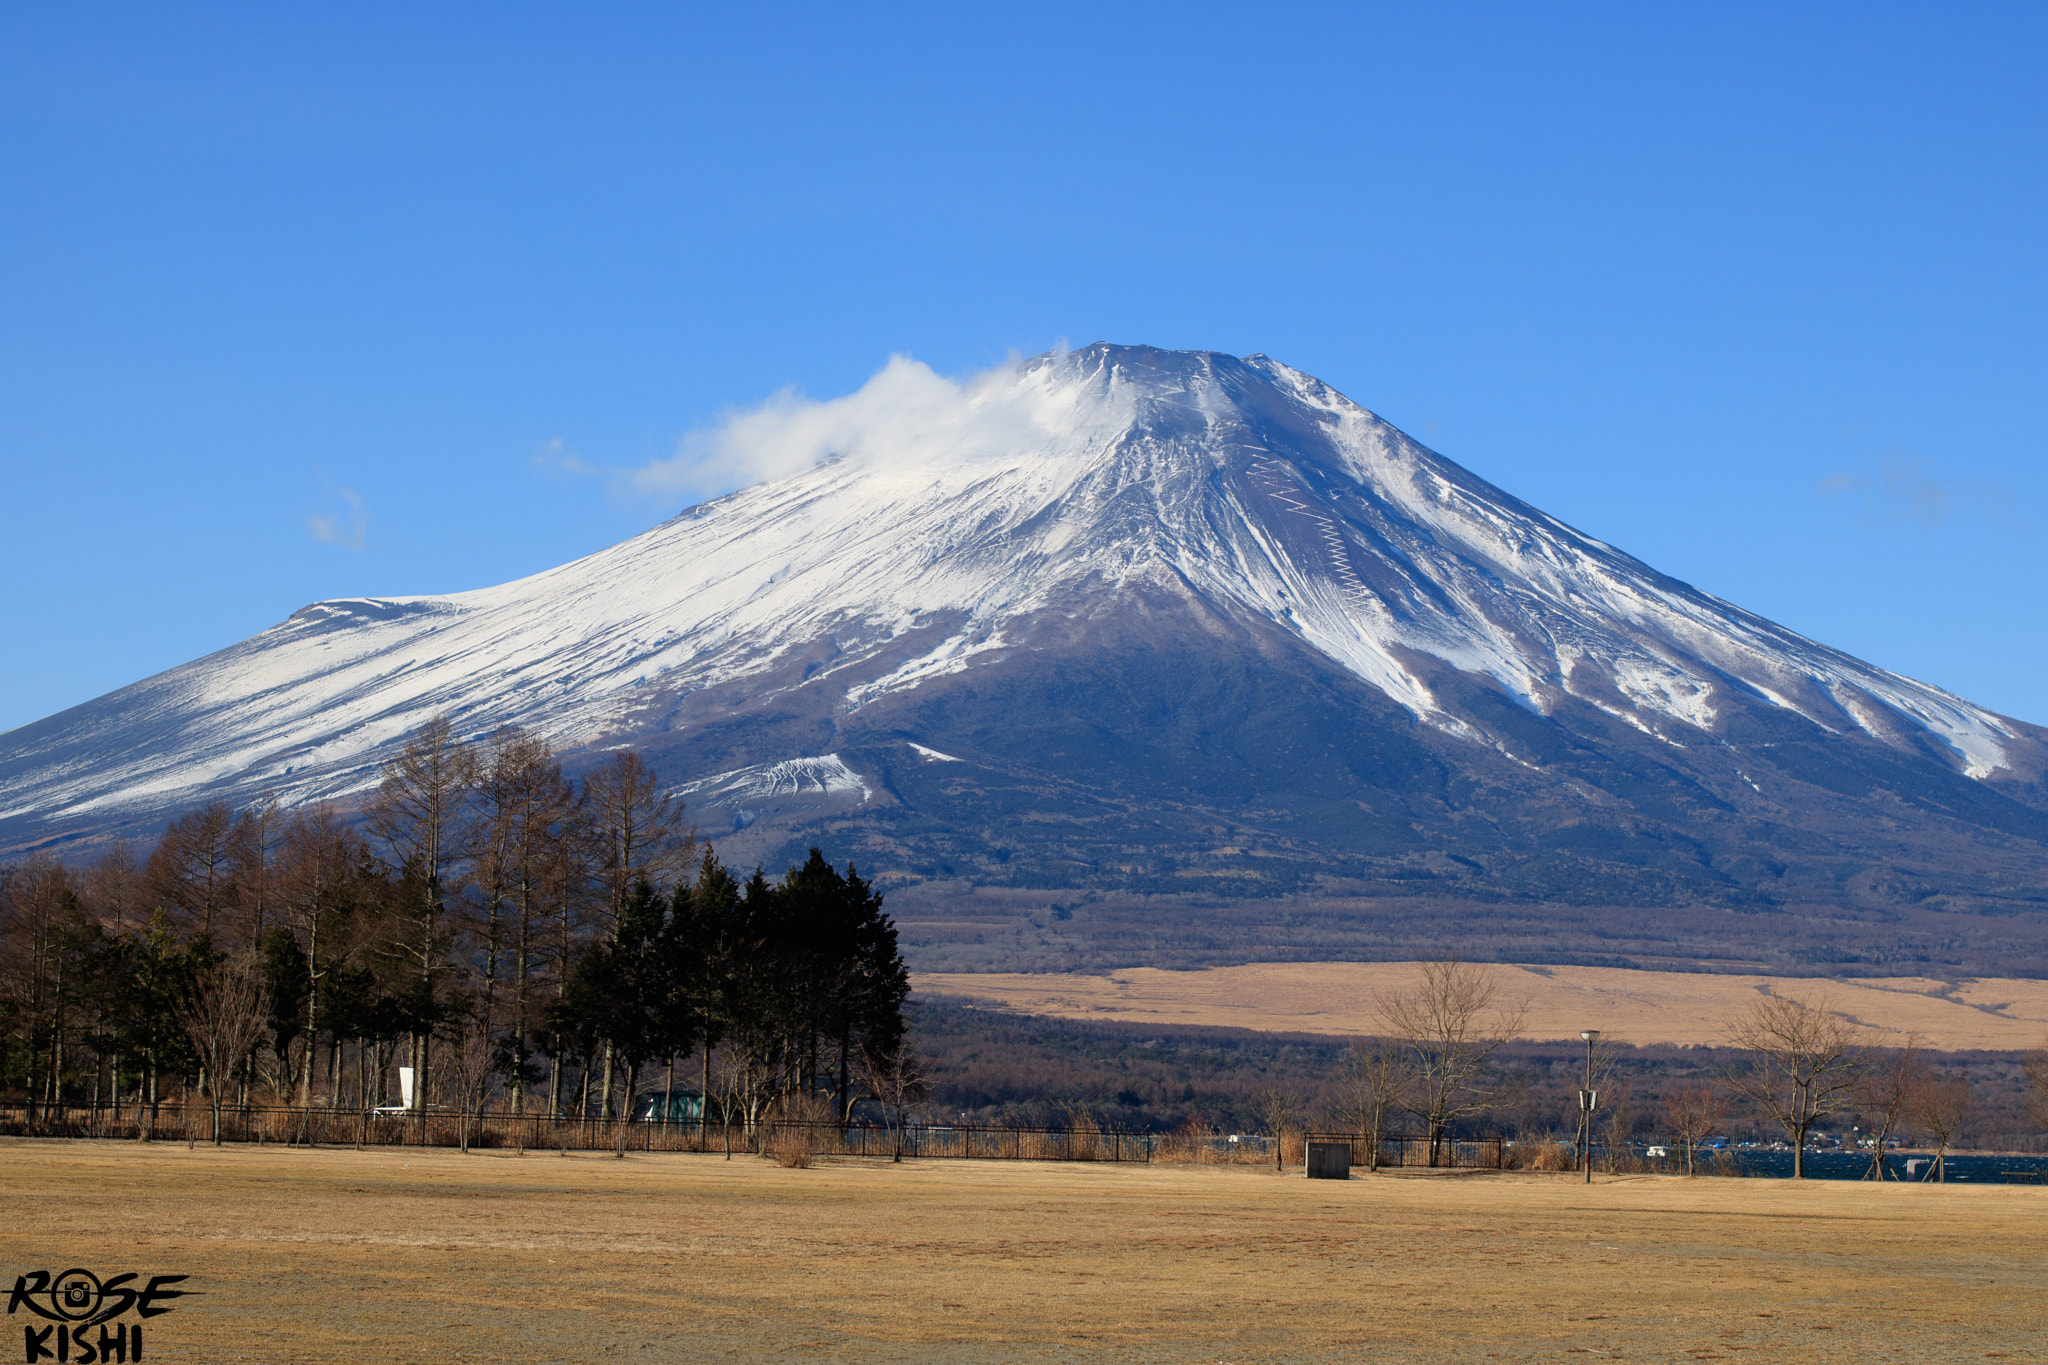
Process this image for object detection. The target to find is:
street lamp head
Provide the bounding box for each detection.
[1581,1029,1601,1041]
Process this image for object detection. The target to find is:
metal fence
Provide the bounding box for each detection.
[0,1104,1173,1161]
[1305,1133,1509,1170]
[0,1104,1506,1169]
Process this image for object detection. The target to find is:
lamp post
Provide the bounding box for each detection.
[1579,1030,1601,1185]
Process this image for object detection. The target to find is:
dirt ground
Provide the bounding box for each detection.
[914,963,2048,1051]
[2,1141,2041,1363]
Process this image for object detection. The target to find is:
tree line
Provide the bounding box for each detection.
[1313,959,2048,1179]
[0,717,910,1136]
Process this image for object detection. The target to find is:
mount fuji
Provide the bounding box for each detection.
[5,345,2044,974]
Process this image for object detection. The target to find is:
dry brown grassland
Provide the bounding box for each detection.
[4,1140,2040,1363]
[913,962,2048,1051]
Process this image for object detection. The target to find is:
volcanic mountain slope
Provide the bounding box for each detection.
[4,345,2044,973]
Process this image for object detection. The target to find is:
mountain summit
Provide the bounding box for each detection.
[6,344,2044,973]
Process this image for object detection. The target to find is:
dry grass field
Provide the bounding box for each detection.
[3,1141,2041,1363]
[914,963,2048,1051]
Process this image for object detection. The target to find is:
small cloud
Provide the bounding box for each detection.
[619,350,1080,507]
[527,350,1119,514]
[1817,454,2024,536]
[529,438,603,481]
[306,483,369,550]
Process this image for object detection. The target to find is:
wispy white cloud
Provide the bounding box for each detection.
[527,348,1113,513]
[529,437,603,481]
[1818,455,2026,536]
[306,483,369,550]
[525,350,1100,512]
[628,353,1057,502]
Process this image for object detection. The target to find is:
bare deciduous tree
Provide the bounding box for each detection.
[581,748,692,1124]
[366,714,477,1112]
[1719,992,1866,1179]
[84,843,147,1111]
[1597,1080,1635,1173]
[181,956,271,1145]
[2023,1037,2048,1140]
[1378,956,1528,1166]
[275,806,364,1108]
[443,1013,497,1154]
[86,842,145,937]
[468,727,579,1117]
[0,856,79,1122]
[1258,1087,1299,1173]
[1661,1081,1725,1176]
[1856,1037,1927,1180]
[147,801,237,941]
[228,794,283,945]
[1913,1070,1970,1183]
[1336,1037,1404,1172]
[861,1044,929,1164]
[708,1039,779,1159]
[582,748,693,938]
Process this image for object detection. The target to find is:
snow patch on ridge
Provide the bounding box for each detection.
[677,754,872,805]
[845,627,1010,709]
[1609,657,1717,732]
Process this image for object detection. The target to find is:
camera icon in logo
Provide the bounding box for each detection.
[48,1270,103,1322]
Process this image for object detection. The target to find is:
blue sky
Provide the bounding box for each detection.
[3,3,2043,731]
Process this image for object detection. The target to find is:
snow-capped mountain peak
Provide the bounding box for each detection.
[0,343,2032,848]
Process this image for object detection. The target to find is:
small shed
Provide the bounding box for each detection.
[633,1090,706,1123]
[1306,1140,1352,1180]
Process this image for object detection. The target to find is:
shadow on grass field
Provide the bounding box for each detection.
[2,1139,2038,1363]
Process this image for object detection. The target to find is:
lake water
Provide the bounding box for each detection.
[1701,1150,2048,1182]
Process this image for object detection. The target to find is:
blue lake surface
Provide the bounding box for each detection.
[1697,1150,2048,1182]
